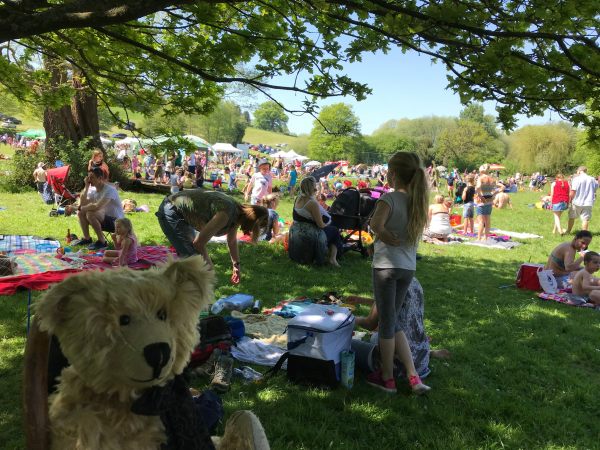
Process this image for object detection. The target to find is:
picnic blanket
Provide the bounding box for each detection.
[537,292,600,310]
[0,235,61,254]
[464,237,521,249]
[0,246,175,295]
[490,228,542,239]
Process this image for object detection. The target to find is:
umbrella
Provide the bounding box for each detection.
[488,164,506,171]
[20,129,46,139]
[305,160,322,167]
[309,162,339,180]
[182,135,212,149]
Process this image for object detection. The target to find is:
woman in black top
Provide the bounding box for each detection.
[461,175,476,234]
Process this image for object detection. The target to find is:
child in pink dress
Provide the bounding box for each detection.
[102,218,138,266]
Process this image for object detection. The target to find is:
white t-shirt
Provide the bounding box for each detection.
[250,172,272,203]
[372,191,417,270]
[92,183,124,219]
[571,173,598,207]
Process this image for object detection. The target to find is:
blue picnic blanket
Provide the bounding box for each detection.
[0,235,61,254]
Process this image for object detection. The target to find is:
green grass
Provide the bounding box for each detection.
[1,187,600,449]
[243,127,309,155]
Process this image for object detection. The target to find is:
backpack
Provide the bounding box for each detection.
[189,316,233,367]
[267,304,354,388]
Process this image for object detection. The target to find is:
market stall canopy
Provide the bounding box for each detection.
[295,155,309,161]
[100,137,113,146]
[20,129,46,139]
[212,143,242,153]
[270,150,288,158]
[115,137,141,146]
[305,160,322,167]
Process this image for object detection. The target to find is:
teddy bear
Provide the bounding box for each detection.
[34,255,270,450]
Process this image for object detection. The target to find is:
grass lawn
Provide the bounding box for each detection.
[1,187,599,449]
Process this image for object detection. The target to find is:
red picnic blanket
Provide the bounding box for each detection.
[0,246,176,295]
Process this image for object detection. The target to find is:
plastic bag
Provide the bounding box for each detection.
[537,269,558,294]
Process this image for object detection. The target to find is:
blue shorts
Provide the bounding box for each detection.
[552,201,568,211]
[475,203,493,216]
[463,202,474,218]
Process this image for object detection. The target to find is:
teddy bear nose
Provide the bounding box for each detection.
[143,342,171,378]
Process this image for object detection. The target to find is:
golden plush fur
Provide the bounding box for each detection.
[34,256,214,450]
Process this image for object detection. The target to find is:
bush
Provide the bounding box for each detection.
[0,149,39,193]
[0,137,130,193]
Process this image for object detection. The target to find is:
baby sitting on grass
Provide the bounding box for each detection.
[569,251,600,306]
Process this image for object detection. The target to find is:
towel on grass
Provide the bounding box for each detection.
[230,336,287,367]
[538,292,599,310]
[464,238,521,249]
[490,228,542,239]
[230,310,289,348]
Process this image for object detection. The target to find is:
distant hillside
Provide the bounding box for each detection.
[243,127,309,155]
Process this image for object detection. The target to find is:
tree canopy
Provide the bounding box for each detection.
[253,101,289,133]
[308,103,364,163]
[0,0,598,136]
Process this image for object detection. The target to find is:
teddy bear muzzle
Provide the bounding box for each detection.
[143,342,172,380]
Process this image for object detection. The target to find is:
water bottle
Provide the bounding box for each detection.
[210,299,225,315]
[252,300,261,314]
[340,350,355,389]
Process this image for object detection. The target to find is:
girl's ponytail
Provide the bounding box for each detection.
[388,152,429,246]
[405,164,429,245]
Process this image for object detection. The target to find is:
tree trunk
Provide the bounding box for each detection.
[43,59,103,159]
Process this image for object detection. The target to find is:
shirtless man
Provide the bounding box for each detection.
[32,162,47,194]
[545,230,592,288]
[570,251,600,306]
[493,191,512,209]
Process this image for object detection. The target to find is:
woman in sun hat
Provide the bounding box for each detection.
[244,158,273,205]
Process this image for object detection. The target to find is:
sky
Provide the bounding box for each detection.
[255,47,554,136]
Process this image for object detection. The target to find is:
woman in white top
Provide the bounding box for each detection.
[425,195,453,241]
[292,177,342,267]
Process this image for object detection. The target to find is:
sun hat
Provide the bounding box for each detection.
[258,158,271,168]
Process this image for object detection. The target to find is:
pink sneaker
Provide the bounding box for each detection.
[409,375,431,395]
[366,370,397,393]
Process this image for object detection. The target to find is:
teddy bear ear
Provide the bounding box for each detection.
[162,255,215,308]
[34,273,88,334]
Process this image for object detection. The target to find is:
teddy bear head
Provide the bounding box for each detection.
[35,256,214,397]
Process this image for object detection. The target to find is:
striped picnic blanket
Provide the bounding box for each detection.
[0,235,61,254]
[12,253,81,275]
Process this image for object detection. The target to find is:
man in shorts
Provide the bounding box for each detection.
[74,167,124,250]
[567,166,598,233]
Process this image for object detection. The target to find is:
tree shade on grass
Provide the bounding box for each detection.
[1,188,600,448]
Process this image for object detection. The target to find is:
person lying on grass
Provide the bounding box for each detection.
[568,251,600,306]
[545,230,592,288]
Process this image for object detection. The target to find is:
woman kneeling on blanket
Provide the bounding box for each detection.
[545,230,592,288]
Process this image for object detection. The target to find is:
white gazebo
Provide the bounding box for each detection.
[212,143,243,154]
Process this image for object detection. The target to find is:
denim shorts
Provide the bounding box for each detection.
[463,202,474,218]
[552,201,568,211]
[155,197,198,257]
[475,203,493,216]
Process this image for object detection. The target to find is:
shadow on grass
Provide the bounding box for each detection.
[1,249,598,449]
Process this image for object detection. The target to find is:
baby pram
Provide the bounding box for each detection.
[329,187,378,257]
[47,165,78,216]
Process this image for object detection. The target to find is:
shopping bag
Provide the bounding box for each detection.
[537,269,558,294]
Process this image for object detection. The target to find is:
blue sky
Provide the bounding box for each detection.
[256,47,553,136]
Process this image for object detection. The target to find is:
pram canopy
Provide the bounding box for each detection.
[46,165,76,201]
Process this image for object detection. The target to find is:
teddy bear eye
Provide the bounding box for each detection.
[157,309,167,321]
[119,315,131,326]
